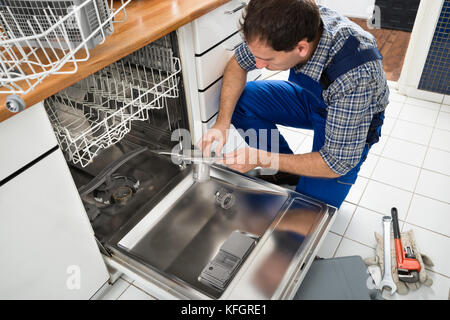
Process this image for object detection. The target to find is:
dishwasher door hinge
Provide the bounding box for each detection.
[95,237,113,258]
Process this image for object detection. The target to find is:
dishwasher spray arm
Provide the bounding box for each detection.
[156,150,224,182]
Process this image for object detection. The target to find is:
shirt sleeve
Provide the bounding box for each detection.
[319,65,378,176]
[234,42,257,72]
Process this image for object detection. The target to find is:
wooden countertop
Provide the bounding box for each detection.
[0,0,230,123]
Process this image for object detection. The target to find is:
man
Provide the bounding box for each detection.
[199,0,389,208]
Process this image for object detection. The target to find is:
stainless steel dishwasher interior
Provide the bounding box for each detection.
[112,166,289,298]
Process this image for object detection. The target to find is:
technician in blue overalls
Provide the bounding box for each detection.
[199,0,389,209]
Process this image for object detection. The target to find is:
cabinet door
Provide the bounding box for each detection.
[192,0,248,55]
[0,149,109,299]
[0,104,57,181]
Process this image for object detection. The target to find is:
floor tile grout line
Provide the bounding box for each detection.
[434,108,450,132]
[400,103,442,117]
[392,118,442,133]
[333,200,362,258]
[329,230,345,259]
[404,97,443,110]
[405,105,439,221]
[383,133,439,150]
[129,283,158,300]
[386,103,449,132]
[115,281,132,300]
[332,204,357,235]
[359,176,450,207]
[340,235,375,250]
[362,153,382,181]
[355,202,450,239]
[377,153,425,171]
[377,153,450,179]
[388,133,450,154]
[120,275,134,285]
[359,173,450,205]
[402,112,441,235]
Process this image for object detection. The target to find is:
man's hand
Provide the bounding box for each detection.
[219,146,277,173]
[197,123,229,157]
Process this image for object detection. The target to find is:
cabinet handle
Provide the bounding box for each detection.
[224,2,246,15]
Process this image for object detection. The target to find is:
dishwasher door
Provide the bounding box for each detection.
[104,164,336,300]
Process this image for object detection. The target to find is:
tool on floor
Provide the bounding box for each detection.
[364,223,434,295]
[379,215,397,294]
[391,207,421,283]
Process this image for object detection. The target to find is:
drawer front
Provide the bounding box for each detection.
[202,113,218,134]
[199,80,222,122]
[0,103,58,182]
[198,68,261,122]
[195,32,243,91]
[193,0,248,55]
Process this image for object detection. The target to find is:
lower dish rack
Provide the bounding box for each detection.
[44,42,181,167]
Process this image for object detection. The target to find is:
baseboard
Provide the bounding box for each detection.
[397,85,445,104]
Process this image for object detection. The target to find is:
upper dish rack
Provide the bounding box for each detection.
[0,0,130,97]
[44,41,181,168]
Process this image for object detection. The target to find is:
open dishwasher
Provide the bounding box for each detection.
[42,31,337,300]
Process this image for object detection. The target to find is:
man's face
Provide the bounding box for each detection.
[247,39,309,71]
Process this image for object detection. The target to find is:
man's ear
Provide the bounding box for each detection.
[296,39,310,57]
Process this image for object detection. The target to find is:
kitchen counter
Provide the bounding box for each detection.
[0,0,231,123]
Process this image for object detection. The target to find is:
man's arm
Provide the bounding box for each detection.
[199,55,248,156]
[216,56,248,128]
[276,152,340,178]
[223,147,340,178]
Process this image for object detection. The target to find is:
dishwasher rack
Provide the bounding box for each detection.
[44,42,181,168]
[0,0,130,96]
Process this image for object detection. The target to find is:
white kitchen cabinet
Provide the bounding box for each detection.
[179,0,260,142]
[192,0,247,55]
[0,103,109,299]
[195,32,243,91]
[0,104,57,182]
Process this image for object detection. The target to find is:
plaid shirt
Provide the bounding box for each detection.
[235,6,389,176]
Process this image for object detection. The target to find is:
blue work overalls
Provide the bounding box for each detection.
[231,35,384,208]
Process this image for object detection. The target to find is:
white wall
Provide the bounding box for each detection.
[316,0,376,19]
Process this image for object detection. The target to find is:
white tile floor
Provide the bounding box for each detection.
[96,72,449,300]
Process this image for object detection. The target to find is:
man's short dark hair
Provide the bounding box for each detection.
[241,0,321,52]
